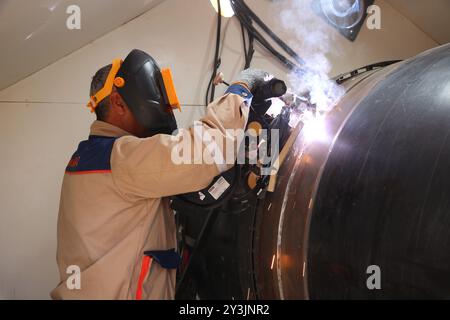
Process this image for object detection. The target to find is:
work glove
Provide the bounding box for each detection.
[233,69,287,115]
[234,69,270,93]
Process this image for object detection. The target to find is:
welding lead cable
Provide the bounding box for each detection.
[236,7,303,72]
[232,0,301,62]
[233,1,326,79]
[237,4,255,68]
[231,0,305,65]
[333,60,402,84]
[230,0,303,68]
[205,0,223,106]
[229,0,302,71]
[232,6,300,71]
[240,21,255,69]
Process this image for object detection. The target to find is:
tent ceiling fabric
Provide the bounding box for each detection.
[0,0,448,91]
[0,0,164,91]
[387,0,450,45]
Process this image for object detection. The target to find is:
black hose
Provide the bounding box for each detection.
[205,0,223,106]
[232,5,300,71]
[232,0,305,65]
[333,60,402,84]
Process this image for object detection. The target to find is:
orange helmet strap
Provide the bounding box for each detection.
[87,59,122,113]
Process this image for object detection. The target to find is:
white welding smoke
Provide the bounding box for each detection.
[278,0,345,114]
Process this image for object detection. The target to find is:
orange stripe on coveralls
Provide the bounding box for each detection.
[65,170,112,175]
[136,256,153,300]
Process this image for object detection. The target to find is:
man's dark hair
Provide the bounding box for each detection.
[90,64,112,121]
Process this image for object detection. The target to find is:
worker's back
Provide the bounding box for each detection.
[51,81,252,299]
[51,121,177,299]
[50,48,255,299]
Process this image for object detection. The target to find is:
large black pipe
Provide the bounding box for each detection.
[308,44,450,299]
[175,44,450,300]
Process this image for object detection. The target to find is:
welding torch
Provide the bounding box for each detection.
[213,72,287,101]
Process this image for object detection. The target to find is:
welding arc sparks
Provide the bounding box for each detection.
[302,112,328,142]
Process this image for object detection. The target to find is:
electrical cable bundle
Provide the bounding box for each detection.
[205,0,223,106]
[205,0,306,106]
[230,0,305,70]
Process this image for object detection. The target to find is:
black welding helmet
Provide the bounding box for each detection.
[87,49,181,136]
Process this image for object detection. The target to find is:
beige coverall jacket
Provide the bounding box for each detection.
[51,87,251,299]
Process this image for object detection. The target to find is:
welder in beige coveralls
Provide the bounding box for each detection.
[51,49,267,299]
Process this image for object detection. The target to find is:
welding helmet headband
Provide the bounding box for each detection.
[87,49,181,136]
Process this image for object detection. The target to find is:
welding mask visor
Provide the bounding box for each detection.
[87,49,181,137]
[116,49,180,136]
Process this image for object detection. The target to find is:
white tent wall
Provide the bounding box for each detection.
[0,0,438,299]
